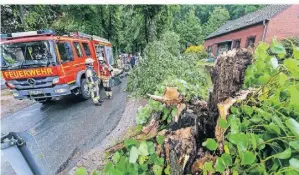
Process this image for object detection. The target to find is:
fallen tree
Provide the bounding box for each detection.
[76,40,299,175]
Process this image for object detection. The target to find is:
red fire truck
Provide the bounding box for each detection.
[0,30,114,103]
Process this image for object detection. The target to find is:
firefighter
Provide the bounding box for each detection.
[98,56,113,99]
[85,58,103,106]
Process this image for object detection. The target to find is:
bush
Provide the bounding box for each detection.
[281,37,299,58]
[126,31,211,98]
[184,45,208,60]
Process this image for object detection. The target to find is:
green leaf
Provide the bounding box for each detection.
[232,170,239,175]
[156,135,165,145]
[241,105,253,116]
[286,118,299,138]
[138,155,147,165]
[230,106,240,114]
[171,107,178,117]
[108,168,122,175]
[264,123,281,135]
[228,132,248,152]
[138,141,149,156]
[124,139,137,148]
[284,59,299,78]
[289,141,299,151]
[257,73,271,85]
[288,86,299,106]
[230,117,240,134]
[273,148,291,159]
[214,157,225,173]
[278,72,288,86]
[153,165,163,175]
[270,41,286,56]
[221,153,232,166]
[112,152,121,164]
[257,138,265,150]
[250,115,263,124]
[241,151,256,165]
[115,156,128,172]
[155,157,165,166]
[219,118,229,129]
[104,162,113,174]
[147,141,155,155]
[202,138,218,151]
[203,161,215,173]
[129,146,139,163]
[289,158,299,172]
[292,44,299,59]
[164,165,170,175]
[162,108,170,120]
[75,167,87,175]
[91,170,101,175]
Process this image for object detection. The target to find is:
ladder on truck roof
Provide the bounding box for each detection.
[69,32,109,43]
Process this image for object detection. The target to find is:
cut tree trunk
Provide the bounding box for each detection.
[208,49,253,128]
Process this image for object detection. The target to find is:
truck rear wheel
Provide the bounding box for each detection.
[78,78,90,100]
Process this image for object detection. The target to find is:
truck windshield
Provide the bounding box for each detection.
[0,40,57,70]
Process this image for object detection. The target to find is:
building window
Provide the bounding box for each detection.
[246,36,256,48]
[73,42,83,57]
[233,39,241,49]
[208,46,213,54]
[82,43,91,56]
[216,41,232,56]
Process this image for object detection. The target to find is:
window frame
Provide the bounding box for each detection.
[246,35,256,48]
[56,41,74,63]
[73,41,84,58]
[233,39,241,49]
[82,42,91,57]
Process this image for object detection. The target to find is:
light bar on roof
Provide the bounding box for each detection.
[11,31,38,37]
[70,32,92,39]
[0,29,56,39]
[92,35,109,42]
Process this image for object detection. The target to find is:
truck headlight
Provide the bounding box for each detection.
[12,92,19,97]
[54,88,67,93]
[52,77,59,84]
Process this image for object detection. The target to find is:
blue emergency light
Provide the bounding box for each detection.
[0,29,56,40]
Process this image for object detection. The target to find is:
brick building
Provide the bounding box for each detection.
[204,5,299,57]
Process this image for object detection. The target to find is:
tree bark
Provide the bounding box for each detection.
[207,49,253,129]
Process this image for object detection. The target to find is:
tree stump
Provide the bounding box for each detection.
[207,49,253,127]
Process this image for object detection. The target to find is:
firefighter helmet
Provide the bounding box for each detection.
[85,58,95,65]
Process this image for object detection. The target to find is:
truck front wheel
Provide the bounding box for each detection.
[78,78,90,100]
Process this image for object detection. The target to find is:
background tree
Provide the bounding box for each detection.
[1,4,264,55]
[202,7,230,38]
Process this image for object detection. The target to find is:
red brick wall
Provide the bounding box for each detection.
[265,5,299,43]
[204,24,265,56]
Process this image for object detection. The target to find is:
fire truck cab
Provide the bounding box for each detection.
[0,30,114,103]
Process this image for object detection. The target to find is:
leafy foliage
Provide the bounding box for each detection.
[184,45,208,60]
[103,139,167,175]
[127,31,211,98]
[2,5,263,56]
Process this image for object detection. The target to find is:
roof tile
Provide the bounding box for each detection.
[205,5,291,39]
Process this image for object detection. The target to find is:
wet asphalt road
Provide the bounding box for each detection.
[1,79,128,175]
